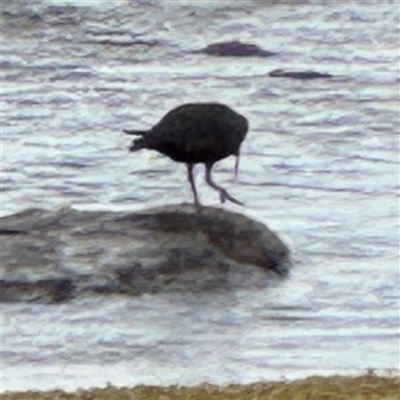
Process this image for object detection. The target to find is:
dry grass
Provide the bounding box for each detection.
[2,373,399,400]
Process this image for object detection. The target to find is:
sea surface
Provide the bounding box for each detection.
[1,0,399,392]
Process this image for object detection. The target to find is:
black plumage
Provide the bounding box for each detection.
[123,102,248,205]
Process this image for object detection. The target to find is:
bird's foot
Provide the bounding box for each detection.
[220,189,243,206]
[193,196,203,210]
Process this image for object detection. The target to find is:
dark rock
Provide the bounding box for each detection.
[0,278,75,303]
[268,69,333,80]
[0,205,291,303]
[196,41,276,57]
[0,229,27,235]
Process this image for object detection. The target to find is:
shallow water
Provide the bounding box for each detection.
[1,0,399,392]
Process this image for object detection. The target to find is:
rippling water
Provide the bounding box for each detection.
[1,0,399,392]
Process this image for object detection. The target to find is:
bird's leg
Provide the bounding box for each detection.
[187,164,201,206]
[234,152,240,182]
[205,163,243,206]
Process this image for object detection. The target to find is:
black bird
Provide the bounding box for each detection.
[123,102,248,206]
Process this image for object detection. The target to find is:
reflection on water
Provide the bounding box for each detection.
[1,0,399,392]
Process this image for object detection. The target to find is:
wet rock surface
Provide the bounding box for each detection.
[268,68,333,79]
[196,41,276,57]
[0,205,290,303]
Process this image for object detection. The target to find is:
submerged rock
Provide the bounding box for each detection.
[0,205,291,303]
[268,69,333,80]
[83,39,159,48]
[0,278,75,303]
[196,41,276,57]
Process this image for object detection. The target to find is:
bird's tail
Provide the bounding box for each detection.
[123,129,148,136]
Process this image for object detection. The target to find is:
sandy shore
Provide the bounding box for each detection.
[3,374,399,400]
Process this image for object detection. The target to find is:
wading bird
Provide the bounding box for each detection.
[123,102,248,206]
